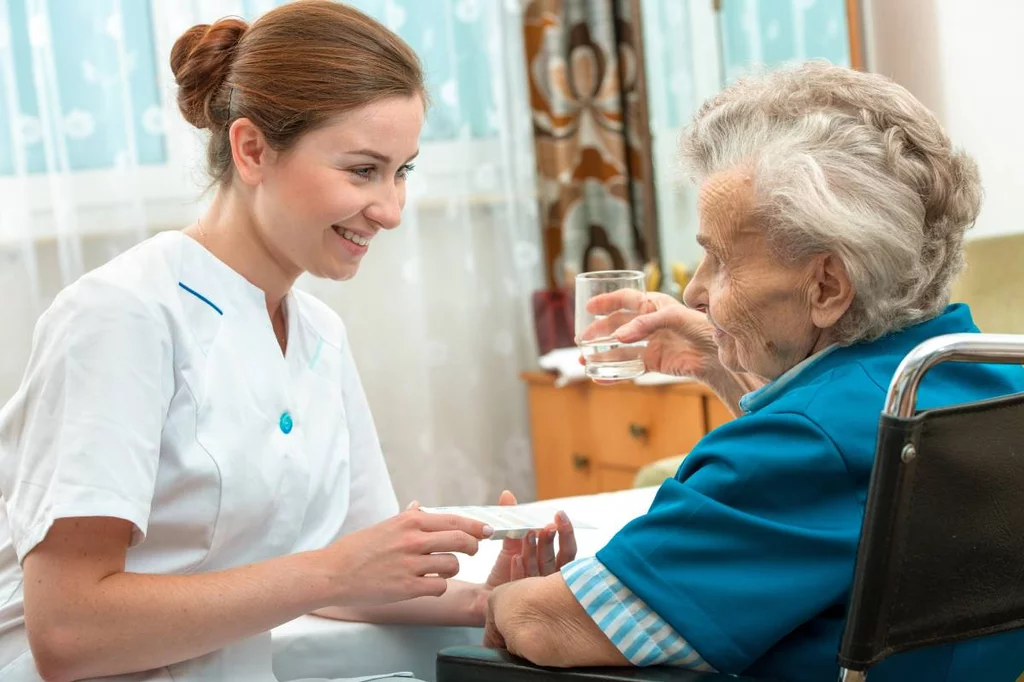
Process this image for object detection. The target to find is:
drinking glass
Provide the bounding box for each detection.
[575,270,647,380]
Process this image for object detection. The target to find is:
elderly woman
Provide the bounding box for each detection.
[484,63,1024,682]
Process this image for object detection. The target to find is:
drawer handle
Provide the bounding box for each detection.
[572,453,591,470]
[628,423,649,440]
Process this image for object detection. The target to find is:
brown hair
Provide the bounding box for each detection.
[169,0,425,185]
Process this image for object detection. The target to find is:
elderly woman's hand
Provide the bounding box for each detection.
[467,491,577,624]
[581,290,720,381]
[580,290,764,414]
[484,491,577,589]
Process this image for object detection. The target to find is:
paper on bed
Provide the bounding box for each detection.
[418,505,596,540]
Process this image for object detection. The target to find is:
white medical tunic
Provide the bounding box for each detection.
[0,231,406,681]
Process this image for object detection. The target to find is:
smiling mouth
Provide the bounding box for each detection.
[332,225,370,247]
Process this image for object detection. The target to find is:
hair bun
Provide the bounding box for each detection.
[170,18,248,130]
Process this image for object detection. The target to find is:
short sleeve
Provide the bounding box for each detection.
[595,411,863,673]
[561,556,715,669]
[0,280,174,562]
[336,327,399,535]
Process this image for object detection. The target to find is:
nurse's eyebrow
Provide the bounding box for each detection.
[345,149,420,164]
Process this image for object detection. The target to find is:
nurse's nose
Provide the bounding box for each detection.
[364,181,403,230]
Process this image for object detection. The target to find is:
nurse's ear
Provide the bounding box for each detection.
[228,117,274,186]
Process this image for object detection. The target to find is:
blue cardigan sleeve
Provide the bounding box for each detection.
[596,410,863,673]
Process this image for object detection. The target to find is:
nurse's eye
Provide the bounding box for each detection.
[349,166,376,181]
[397,163,415,180]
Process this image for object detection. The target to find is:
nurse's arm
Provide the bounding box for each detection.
[485,574,628,667]
[314,578,488,626]
[22,511,489,682]
[22,517,342,682]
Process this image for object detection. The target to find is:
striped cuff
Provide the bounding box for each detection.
[561,556,715,670]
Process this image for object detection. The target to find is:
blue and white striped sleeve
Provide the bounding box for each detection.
[561,556,716,670]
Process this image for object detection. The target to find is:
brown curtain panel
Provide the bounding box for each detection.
[523,0,659,290]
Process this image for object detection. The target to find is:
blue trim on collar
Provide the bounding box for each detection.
[178,282,223,315]
[736,304,980,414]
[739,345,840,414]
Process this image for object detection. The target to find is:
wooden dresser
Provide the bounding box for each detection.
[522,372,733,500]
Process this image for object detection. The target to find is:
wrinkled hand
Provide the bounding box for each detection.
[485,491,577,589]
[579,290,720,382]
[483,580,525,650]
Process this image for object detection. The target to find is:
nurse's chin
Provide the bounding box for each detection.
[307,261,361,282]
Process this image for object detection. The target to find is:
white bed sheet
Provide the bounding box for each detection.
[271,486,659,681]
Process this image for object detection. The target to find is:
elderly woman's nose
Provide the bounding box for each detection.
[683,268,709,311]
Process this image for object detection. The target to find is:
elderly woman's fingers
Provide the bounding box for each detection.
[615,305,708,344]
[554,511,578,567]
[538,525,558,575]
[497,490,522,555]
[521,532,541,577]
[576,309,640,344]
[585,289,647,315]
[511,555,525,581]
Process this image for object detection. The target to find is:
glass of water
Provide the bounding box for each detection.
[575,270,647,380]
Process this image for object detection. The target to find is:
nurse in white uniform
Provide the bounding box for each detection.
[0,2,576,681]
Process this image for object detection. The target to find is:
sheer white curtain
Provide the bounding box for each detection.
[641,0,855,279]
[0,0,542,505]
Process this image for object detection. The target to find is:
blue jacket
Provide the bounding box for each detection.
[598,304,1024,682]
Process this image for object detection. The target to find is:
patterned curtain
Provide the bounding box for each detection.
[522,0,658,291]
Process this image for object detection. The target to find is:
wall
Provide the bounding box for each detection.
[864,0,1024,239]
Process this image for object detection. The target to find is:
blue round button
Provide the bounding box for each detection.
[279,411,293,435]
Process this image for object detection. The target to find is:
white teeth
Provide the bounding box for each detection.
[337,228,369,247]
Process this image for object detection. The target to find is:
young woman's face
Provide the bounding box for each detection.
[251,95,424,281]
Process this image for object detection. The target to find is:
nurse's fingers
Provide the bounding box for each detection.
[422,529,480,556]
[415,575,450,598]
[417,512,494,540]
[554,511,578,567]
[421,553,461,580]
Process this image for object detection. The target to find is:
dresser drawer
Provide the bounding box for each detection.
[522,372,733,500]
[597,466,641,493]
[588,385,706,469]
[525,381,600,500]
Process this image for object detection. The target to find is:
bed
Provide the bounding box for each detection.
[271,486,659,681]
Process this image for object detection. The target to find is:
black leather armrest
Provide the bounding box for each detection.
[436,646,759,682]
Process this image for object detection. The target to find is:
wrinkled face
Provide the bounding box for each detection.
[249,95,424,281]
[683,170,835,380]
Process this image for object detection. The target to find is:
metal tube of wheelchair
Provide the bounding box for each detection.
[839,668,867,682]
[885,333,1024,418]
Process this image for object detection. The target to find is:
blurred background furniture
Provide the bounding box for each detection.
[522,371,732,499]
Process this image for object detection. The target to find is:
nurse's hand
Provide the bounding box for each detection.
[321,509,493,607]
[485,491,577,589]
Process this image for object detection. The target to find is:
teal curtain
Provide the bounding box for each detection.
[0,0,164,175]
[0,0,501,177]
[719,0,852,85]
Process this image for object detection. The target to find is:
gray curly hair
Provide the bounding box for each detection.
[680,61,981,344]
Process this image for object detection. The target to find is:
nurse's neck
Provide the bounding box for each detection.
[185,190,297,339]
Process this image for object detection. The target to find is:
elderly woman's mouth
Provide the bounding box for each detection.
[707,315,727,338]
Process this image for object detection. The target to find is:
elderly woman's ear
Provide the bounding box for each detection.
[807,253,855,331]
